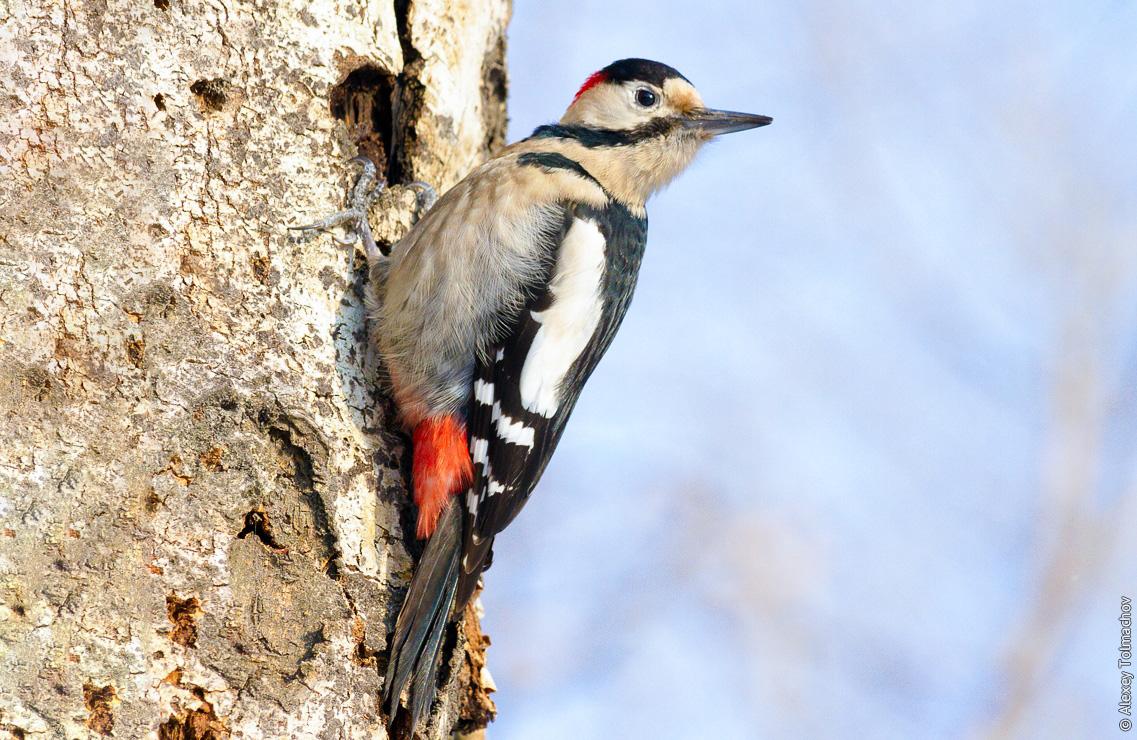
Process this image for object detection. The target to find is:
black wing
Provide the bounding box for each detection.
[456,198,648,607]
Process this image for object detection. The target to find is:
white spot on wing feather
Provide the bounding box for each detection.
[470,437,489,466]
[483,461,506,497]
[520,217,606,417]
[491,402,535,448]
[473,379,495,405]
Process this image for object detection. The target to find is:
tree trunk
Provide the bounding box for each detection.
[0,1,508,738]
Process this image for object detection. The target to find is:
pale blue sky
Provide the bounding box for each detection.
[481,2,1137,738]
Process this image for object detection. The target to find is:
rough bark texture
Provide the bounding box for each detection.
[0,1,509,738]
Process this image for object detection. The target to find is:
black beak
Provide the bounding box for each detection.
[684,108,773,136]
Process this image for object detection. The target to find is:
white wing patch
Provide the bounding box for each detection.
[520,217,606,417]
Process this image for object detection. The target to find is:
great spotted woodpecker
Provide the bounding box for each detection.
[301,58,770,732]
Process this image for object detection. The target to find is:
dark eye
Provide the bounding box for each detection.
[635,88,657,107]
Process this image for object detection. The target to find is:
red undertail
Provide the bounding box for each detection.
[411,415,473,539]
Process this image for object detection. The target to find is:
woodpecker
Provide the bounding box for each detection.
[313,58,769,731]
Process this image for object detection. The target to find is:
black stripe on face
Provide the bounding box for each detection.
[529,118,680,148]
[517,152,602,188]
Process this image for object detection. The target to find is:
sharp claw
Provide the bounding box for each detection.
[349,154,376,170]
[406,181,438,212]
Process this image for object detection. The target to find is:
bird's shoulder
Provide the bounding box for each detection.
[477,140,613,211]
[390,144,610,261]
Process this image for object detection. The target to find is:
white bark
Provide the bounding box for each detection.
[0,0,508,737]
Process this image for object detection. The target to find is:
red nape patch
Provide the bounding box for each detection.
[572,70,608,103]
[411,416,474,539]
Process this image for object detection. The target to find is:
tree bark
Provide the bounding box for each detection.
[0,1,508,738]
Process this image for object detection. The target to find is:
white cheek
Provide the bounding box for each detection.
[605,103,649,129]
[562,83,656,129]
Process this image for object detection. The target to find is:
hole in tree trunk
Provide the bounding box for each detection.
[329,65,397,181]
[190,78,230,112]
[236,509,288,552]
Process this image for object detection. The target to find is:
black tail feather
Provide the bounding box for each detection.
[409,596,451,726]
[383,499,462,732]
[454,539,492,610]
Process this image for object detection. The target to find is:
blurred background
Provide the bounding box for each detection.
[482,2,1137,738]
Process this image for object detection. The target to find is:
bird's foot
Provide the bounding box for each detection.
[289,156,386,263]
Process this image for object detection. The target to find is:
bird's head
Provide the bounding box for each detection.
[563,59,770,137]
[552,58,771,203]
